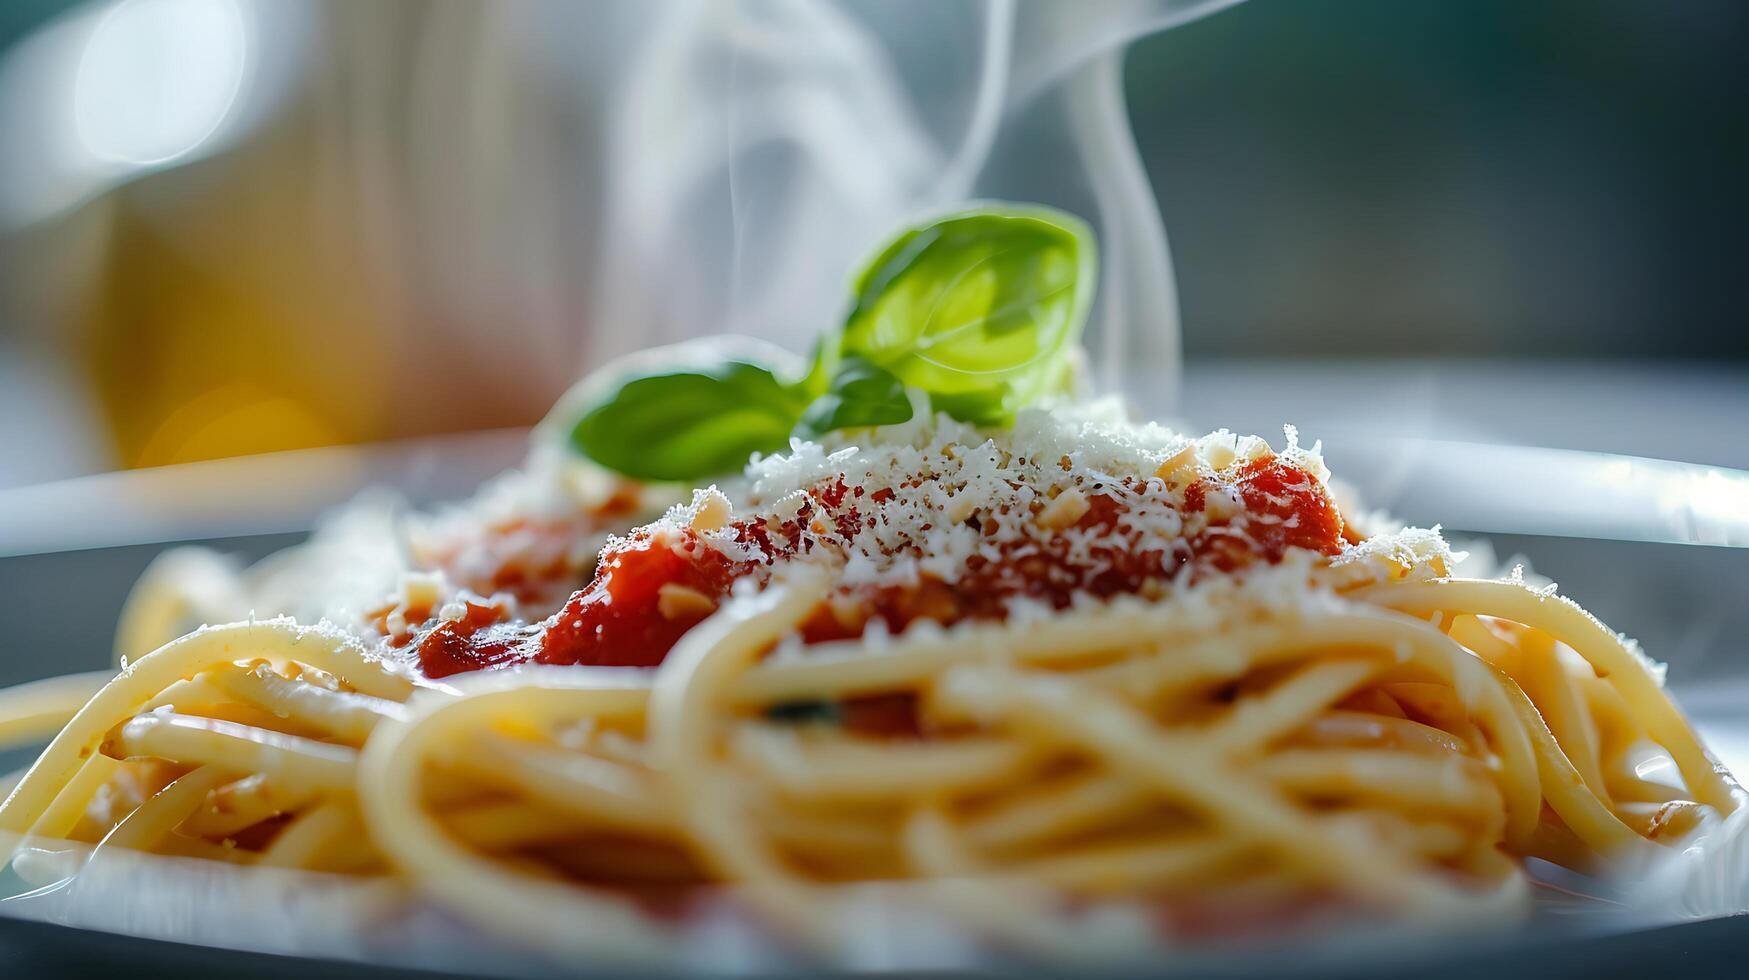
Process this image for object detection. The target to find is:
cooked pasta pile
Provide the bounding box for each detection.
[355,568,1735,952]
[0,402,1736,957]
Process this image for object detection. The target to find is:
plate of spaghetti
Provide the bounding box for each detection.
[1,204,1745,974]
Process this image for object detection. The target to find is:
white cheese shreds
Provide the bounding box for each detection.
[1332,525,1461,580]
[608,399,1454,608]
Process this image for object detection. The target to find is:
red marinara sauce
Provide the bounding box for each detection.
[536,528,750,670]
[413,454,1355,679]
[1184,456,1357,571]
[413,601,530,678]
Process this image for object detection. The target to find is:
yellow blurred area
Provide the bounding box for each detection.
[57,107,567,471]
[2,0,580,476]
[81,190,393,468]
[131,383,339,469]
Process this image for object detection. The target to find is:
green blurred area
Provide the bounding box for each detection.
[1126,0,1748,358]
[0,0,63,46]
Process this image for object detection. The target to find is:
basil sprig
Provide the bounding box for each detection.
[841,205,1094,424]
[565,203,1095,482]
[797,356,913,436]
[567,360,807,482]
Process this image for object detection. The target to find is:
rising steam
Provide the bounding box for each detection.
[595,0,1243,409]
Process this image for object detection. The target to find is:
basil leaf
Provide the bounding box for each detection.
[798,357,914,435]
[926,387,1010,426]
[567,361,805,481]
[798,334,839,401]
[929,344,1084,424]
[841,204,1095,423]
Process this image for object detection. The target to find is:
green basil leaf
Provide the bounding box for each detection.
[926,387,1011,426]
[567,360,805,481]
[841,203,1095,423]
[798,334,840,401]
[929,345,1084,424]
[798,356,914,435]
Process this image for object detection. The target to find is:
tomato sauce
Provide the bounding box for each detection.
[414,454,1352,679]
[412,601,530,678]
[1184,456,1350,570]
[536,529,750,670]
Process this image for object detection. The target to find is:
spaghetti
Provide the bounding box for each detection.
[0,400,1735,956]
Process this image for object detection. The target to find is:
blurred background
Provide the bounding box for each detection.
[0,0,1744,490]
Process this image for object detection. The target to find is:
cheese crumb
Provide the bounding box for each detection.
[1036,487,1091,529]
[689,487,733,531]
[1154,445,1196,485]
[657,583,718,620]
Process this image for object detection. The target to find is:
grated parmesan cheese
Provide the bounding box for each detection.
[610,400,1448,611]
